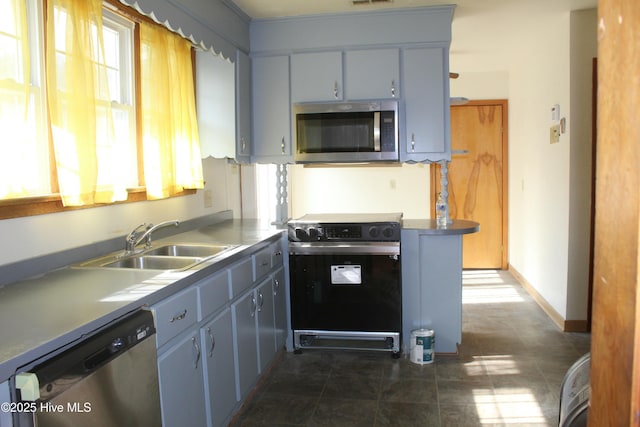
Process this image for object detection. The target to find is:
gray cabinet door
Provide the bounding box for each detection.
[157,332,206,427]
[291,51,343,102]
[345,49,399,100]
[232,289,258,400]
[273,267,287,351]
[202,308,236,427]
[400,229,462,354]
[236,50,251,162]
[256,278,276,373]
[251,55,292,163]
[402,47,450,162]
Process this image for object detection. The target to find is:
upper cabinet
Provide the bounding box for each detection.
[345,49,399,101]
[290,49,400,103]
[291,52,343,102]
[251,55,293,163]
[401,47,450,162]
[249,5,455,164]
[196,50,236,159]
[235,50,252,163]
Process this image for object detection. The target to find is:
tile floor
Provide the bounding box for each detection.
[231,270,591,426]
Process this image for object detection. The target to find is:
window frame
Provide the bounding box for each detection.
[0,0,197,220]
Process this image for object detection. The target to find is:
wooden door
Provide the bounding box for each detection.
[431,100,508,269]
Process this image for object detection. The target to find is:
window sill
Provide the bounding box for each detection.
[0,189,196,220]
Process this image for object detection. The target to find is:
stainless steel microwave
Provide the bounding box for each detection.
[293,101,399,164]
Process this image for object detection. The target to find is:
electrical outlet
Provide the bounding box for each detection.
[550,124,560,144]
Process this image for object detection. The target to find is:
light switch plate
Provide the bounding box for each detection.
[550,124,560,144]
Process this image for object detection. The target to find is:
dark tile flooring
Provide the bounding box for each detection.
[231,270,591,426]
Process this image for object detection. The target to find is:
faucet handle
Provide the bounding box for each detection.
[127,223,148,240]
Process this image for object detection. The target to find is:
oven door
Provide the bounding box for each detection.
[289,243,401,332]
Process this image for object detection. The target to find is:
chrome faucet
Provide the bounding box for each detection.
[125,220,180,254]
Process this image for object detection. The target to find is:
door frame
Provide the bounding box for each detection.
[430,99,509,270]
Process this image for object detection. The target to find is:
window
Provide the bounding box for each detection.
[0,0,48,198]
[0,0,203,217]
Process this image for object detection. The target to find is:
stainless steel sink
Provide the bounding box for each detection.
[74,243,237,271]
[102,255,202,270]
[144,244,231,258]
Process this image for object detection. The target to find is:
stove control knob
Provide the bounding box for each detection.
[295,228,307,241]
[382,227,395,239]
[308,227,319,241]
[369,226,380,239]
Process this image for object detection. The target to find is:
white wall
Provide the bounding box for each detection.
[0,158,240,266]
[567,9,598,320]
[451,3,596,321]
[290,163,430,218]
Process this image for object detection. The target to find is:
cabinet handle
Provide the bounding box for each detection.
[241,136,246,153]
[273,278,280,296]
[281,137,285,154]
[391,79,396,97]
[411,133,415,152]
[257,291,264,312]
[250,295,257,317]
[192,336,201,370]
[333,81,339,99]
[169,309,187,323]
[274,250,282,257]
[207,327,215,358]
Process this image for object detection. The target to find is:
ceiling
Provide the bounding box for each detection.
[230,0,597,20]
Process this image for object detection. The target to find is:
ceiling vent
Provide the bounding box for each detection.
[352,0,394,5]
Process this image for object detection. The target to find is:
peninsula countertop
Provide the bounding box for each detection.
[402,219,480,235]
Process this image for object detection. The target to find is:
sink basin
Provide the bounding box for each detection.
[144,244,231,258]
[74,243,237,271]
[102,255,201,270]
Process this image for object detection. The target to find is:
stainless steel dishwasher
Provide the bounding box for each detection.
[17,310,161,427]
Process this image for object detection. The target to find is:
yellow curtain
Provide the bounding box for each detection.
[0,0,33,198]
[46,0,127,206]
[140,23,204,200]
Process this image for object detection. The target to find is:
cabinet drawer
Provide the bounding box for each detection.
[253,247,272,281]
[153,287,198,348]
[230,257,253,298]
[197,270,231,321]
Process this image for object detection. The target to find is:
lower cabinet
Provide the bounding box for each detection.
[256,278,276,372]
[201,308,236,427]
[155,238,288,427]
[157,332,207,427]
[273,267,287,351]
[232,289,259,401]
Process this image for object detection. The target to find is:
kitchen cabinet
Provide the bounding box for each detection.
[149,236,287,425]
[401,228,466,354]
[256,278,276,372]
[231,288,259,401]
[291,51,343,102]
[157,332,207,427]
[251,55,293,163]
[401,47,450,162]
[196,50,236,159]
[345,49,399,100]
[152,287,199,348]
[236,50,252,162]
[201,308,236,427]
[273,266,287,351]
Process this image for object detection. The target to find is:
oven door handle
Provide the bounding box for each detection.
[289,242,399,256]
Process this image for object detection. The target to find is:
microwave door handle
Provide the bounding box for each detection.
[373,111,381,152]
